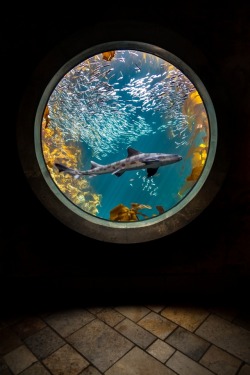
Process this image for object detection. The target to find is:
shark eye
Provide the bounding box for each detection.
[16,23,230,244]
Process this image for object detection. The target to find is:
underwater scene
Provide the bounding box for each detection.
[42,49,209,222]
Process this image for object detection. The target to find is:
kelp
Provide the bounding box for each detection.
[42,105,101,215]
[102,51,115,61]
[109,203,165,221]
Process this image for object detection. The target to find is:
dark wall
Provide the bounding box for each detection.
[2,3,250,310]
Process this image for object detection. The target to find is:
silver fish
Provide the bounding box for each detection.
[55,147,182,179]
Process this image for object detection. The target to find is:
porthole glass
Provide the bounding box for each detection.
[36,42,216,229]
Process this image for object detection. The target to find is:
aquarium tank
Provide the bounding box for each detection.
[30,39,218,243]
[39,44,214,224]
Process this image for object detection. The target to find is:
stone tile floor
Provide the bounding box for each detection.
[1,304,250,375]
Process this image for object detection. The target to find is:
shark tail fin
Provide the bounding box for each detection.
[55,163,69,173]
[55,163,81,178]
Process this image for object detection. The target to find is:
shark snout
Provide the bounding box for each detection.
[171,154,182,162]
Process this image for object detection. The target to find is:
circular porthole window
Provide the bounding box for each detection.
[17,25,227,244]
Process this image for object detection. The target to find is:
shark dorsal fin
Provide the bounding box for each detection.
[90,161,102,169]
[127,147,141,157]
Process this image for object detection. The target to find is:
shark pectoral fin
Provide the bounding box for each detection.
[147,168,158,178]
[113,169,125,177]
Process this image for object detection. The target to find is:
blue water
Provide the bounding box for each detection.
[47,49,208,221]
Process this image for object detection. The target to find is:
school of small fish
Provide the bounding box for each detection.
[47,50,196,160]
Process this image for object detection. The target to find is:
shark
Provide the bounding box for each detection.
[55,147,182,179]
